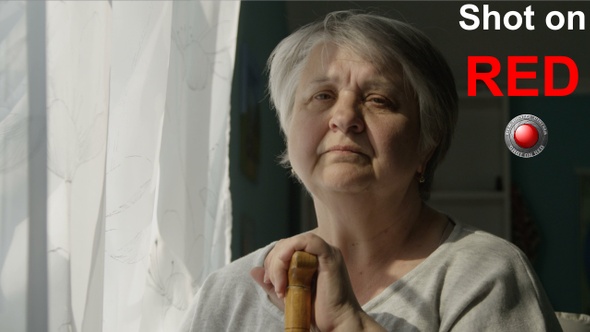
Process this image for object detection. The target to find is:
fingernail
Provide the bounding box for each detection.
[275,285,285,299]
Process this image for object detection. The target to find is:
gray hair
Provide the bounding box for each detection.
[267,10,458,200]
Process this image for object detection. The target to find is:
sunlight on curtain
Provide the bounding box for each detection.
[0,1,239,331]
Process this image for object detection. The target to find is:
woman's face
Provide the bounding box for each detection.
[287,43,426,199]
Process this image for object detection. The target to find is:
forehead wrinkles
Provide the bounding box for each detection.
[305,43,410,99]
[305,43,382,87]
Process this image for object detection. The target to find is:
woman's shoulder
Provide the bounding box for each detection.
[204,242,275,288]
[433,222,561,331]
[446,221,528,264]
[180,242,282,331]
[438,221,544,296]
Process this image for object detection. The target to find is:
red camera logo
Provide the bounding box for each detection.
[504,114,548,158]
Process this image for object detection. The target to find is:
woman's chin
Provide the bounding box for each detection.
[314,166,373,193]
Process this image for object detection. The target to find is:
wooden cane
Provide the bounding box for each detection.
[284,251,318,332]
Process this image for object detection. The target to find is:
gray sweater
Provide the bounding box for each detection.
[180,222,562,331]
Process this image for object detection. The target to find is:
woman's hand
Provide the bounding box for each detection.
[250,232,386,331]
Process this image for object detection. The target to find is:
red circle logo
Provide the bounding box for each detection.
[513,124,539,149]
[504,114,548,158]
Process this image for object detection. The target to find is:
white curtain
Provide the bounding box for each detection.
[0,1,239,331]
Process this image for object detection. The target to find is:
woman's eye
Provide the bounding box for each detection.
[366,95,394,108]
[370,97,387,104]
[314,93,333,101]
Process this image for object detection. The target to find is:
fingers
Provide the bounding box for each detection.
[252,234,379,331]
[274,232,332,262]
[250,267,285,310]
[250,267,271,291]
[263,233,333,299]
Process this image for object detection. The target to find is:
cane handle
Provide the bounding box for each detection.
[284,251,318,332]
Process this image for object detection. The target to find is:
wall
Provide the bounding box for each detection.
[511,95,590,313]
[230,1,293,260]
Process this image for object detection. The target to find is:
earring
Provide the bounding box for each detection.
[418,174,426,184]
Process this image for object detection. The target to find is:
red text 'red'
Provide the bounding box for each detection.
[467,55,579,96]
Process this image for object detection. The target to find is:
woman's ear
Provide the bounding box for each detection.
[417,146,436,175]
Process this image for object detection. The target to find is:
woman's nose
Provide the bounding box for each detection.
[328,96,365,133]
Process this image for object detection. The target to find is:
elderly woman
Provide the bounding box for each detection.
[181,11,561,331]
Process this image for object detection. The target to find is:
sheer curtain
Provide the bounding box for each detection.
[0,1,239,331]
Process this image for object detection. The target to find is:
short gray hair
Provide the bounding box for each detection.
[267,10,458,200]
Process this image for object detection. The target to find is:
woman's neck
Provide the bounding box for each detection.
[310,191,450,304]
[312,188,424,255]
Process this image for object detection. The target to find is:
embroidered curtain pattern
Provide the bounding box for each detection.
[0,1,239,331]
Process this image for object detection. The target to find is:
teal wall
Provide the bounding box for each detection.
[511,95,590,313]
[230,1,292,260]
